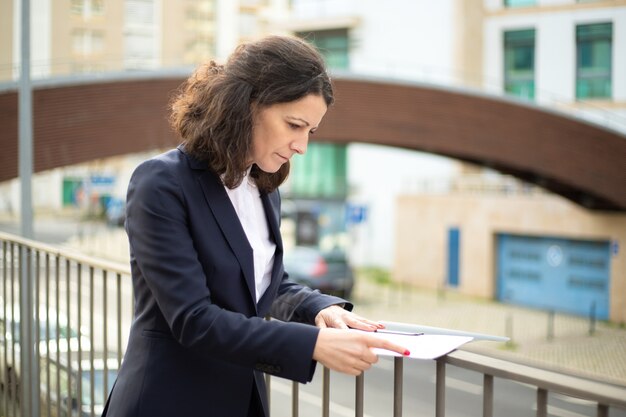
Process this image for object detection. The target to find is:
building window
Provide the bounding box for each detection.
[125,0,157,69]
[504,29,535,100]
[576,23,612,99]
[71,0,104,16]
[297,29,349,70]
[72,29,104,56]
[504,0,536,7]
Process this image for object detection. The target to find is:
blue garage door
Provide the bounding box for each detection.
[497,234,610,319]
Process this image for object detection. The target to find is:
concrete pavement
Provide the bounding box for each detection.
[352,278,626,387]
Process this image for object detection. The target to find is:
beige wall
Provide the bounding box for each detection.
[161,1,186,67]
[51,0,124,76]
[454,0,484,88]
[394,193,626,323]
[0,0,13,81]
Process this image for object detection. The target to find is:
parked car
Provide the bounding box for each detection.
[40,351,118,417]
[105,197,125,227]
[0,304,91,399]
[283,246,354,299]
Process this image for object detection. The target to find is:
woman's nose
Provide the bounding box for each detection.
[290,137,307,155]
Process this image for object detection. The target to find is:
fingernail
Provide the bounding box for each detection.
[403,350,411,356]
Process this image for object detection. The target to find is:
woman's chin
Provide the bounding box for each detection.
[256,163,282,174]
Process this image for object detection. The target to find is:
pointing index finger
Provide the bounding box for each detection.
[366,335,410,357]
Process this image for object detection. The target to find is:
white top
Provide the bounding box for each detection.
[224,170,276,303]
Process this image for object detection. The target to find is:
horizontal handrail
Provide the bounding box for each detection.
[444,350,626,410]
[0,231,130,275]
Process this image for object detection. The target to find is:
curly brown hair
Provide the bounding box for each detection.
[170,35,334,193]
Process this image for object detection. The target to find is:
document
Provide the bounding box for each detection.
[365,331,473,360]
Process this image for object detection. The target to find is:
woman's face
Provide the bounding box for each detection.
[250,94,328,173]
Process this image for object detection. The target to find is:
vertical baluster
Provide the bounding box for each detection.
[322,366,330,417]
[483,374,493,417]
[33,249,40,417]
[536,388,547,417]
[77,263,83,416]
[116,273,122,367]
[355,373,364,417]
[44,252,51,417]
[55,255,62,417]
[1,241,8,417]
[435,359,446,417]
[20,245,36,417]
[103,270,109,406]
[2,241,7,417]
[265,374,271,410]
[10,243,17,417]
[291,381,299,417]
[65,258,72,416]
[89,266,95,417]
[394,357,403,417]
[597,403,608,417]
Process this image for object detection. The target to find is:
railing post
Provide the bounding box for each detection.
[536,388,547,417]
[483,374,493,417]
[20,245,39,417]
[291,381,299,417]
[597,404,608,417]
[322,366,330,417]
[355,372,364,417]
[265,374,271,410]
[394,356,403,417]
[436,358,446,417]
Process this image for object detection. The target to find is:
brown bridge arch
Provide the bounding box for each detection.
[1,73,624,211]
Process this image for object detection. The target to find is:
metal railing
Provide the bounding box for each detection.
[0,231,132,417]
[2,231,625,417]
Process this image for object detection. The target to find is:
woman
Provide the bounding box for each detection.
[103,35,407,417]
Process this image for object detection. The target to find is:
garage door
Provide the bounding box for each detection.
[497,234,610,319]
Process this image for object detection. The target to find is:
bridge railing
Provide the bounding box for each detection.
[1,231,625,417]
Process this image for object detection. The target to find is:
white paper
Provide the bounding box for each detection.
[361,332,473,360]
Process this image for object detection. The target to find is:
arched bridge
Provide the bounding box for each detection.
[1,73,624,211]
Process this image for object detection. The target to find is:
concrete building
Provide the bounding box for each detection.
[0,0,288,80]
[0,0,290,214]
[280,0,626,322]
[391,0,626,322]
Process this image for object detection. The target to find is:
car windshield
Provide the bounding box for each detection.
[81,369,117,406]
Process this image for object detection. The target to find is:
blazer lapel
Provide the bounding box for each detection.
[181,147,257,306]
[257,191,284,314]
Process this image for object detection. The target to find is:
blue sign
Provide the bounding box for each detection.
[346,204,367,224]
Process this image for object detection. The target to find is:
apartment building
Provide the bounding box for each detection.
[483,0,626,133]
[0,0,288,80]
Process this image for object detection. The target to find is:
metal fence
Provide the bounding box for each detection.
[0,231,132,417]
[1,231,625,417]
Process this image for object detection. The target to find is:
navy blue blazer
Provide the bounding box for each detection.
[103,146,349,417]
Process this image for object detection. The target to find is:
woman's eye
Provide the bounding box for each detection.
[288,122,300,130]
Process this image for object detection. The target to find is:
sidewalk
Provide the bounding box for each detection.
[352,278,626,387]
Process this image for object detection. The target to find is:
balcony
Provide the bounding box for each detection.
[1,230,625,417]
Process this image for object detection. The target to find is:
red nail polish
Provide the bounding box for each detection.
[403,350,411,356]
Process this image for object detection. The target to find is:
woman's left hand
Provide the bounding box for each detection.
[314,305,384,331]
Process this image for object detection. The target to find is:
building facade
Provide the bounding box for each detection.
[0,0,288,81]
[483,0,626,133]
[391,0,626,321]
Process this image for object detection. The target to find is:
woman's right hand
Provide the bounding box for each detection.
[312,328,409,376]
